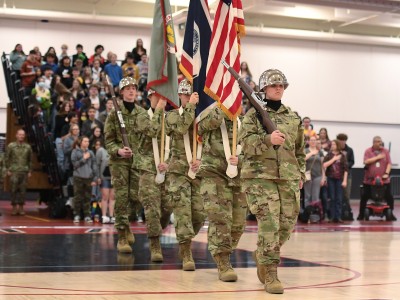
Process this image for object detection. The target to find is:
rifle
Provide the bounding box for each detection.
[106,75,130,148]
[221,60,280,150]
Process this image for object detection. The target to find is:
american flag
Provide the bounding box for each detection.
[180,0,215,122]
[204,0,245,120]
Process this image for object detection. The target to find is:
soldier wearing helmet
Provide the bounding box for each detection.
[133,87,172,263]
[104,76,143,254]
[165,79,205,271]
[239,69,305,294]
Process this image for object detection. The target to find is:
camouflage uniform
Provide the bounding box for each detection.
[104,101,144,231]
[165,102,206,243]
[197,107,247,257]
[4,141,32,206]
[238,105,305,266]
[134,107,172,238]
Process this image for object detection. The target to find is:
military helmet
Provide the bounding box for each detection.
[178,79,192,95]
[259,69,289,91]
[119,77,137,90]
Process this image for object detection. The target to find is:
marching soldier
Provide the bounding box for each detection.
[197,107,247,282]
[165,80,206,271]
[134,90,172,262]
[4,129,32,216]
[238,69,305,294]
[104,77,143,253]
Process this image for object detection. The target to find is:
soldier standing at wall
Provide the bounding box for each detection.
[165,80,205,271]
[4,129,32,216]
[197,107,247,282]
[104,77,143,253]
[134,90,172,262]
[239,69,305,294]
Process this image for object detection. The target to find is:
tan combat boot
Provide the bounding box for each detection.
[214,253,237,282]
[17,205,25,216]
[149,237,163,262]
[117,229,132,253]
[265,264,284,294]
[125,226,135,245]
[11,205,18,216]
[252,250,266,284]
[179,241,195,271]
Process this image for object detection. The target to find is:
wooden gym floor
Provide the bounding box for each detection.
[0,199,399,300]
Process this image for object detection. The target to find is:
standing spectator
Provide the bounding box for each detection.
[72,44,88,67]
[70,79,86,109]
[59,44,69,61]
[57,56,73,89]
[357,136,396,221]
[41,53,58,74]
[41,66,53,90]
[71,136,98,223]
[4,129,32,216]
[20,50,41,95]
[73,59,84,75]
[319,127,331,153]
[131,38,147,64]
[63,123,80,207]
[137,53,149,78]
[91,59,102,84]
[121,53,139,81]
[81,106,104,137]
[323,140,348,223]
[240,61,252,84]
[98,98,113,124]
[32,77,52,124]
[336,133,354,217]
[82,66,93,88]
[95,139,115,224]
[104,53,123,87]
[303,117,317,143]
[81,84,101,113]
[10,43,26,78]
[54,102,71,139]
[88,45,105,66]
[43,47,58,65]
[304,136,324,207]
[89,126,104,152]
[317,138,329,219]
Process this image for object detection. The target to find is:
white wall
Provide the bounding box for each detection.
[0,18,399,168]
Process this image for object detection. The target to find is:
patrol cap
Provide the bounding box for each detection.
[259,69,289,91]
[119,77,138,90]
[178,79,192,95]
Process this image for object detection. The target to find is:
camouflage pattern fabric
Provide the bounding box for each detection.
[73,176,92,218]
[197,107,247,256]
[104,101,144,230]
[165,103,196,175]
[138,170,172,237]
[238,104,305,265]
[242,178,300,264]
[5,142,32,206]
[10,173,28,205]
[168,173,205,243]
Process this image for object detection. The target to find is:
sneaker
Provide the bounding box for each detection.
[66,198,73,207]
[102,216,111,224]
[84,216,93,223]
[73,215,80,223]
[137,215,143,223]
[110,217,115,224]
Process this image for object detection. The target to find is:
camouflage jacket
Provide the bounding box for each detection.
[104,100,145,167]
[132,107,164,173]
[238,105,305,181]
[198,107,241,184]
[165,103,196,176]
[4,142,32,173]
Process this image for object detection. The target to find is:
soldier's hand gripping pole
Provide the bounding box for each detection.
[106,75,130,148]
[221,60,280,150]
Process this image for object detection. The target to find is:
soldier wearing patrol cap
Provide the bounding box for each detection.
[238,69,305,294]
[165,79,205,271]
[104,77,143,253]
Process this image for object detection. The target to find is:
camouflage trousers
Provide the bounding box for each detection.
[10,172,28,205]
[200,176,247,256]
[242,178,300,265]
[111,164,140,231]
[138,171,172,238]
[168,173,206,243]
[73,176,92,218]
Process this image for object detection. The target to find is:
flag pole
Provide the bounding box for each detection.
[232,117,237,157]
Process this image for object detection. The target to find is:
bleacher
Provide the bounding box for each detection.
[1,52,65,215]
